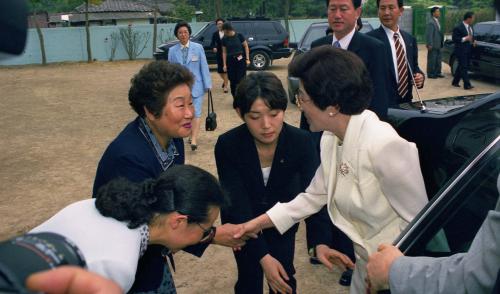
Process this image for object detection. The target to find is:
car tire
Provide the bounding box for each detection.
[450,55,459,76]
[250,50,270,70]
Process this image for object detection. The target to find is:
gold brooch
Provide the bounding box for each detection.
[339,163,349,176]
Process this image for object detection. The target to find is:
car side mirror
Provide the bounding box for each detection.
[289,42,298,49]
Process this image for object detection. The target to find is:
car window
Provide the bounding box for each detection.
[399,138,499,258]
[301,25,328,49]
[491,24,500,44]
[359,23,373,34]
[233,22,251,39]
[253,22,280,41]
[474,23,491,41]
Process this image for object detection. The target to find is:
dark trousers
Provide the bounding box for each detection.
[452,50,471,87]
[227,55,247,99]
[426,48,442,77]
[234,230,297,294]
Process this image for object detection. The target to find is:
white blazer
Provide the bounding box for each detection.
[267,110,428,293]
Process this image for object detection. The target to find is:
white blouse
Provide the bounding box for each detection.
[30,199,144,292]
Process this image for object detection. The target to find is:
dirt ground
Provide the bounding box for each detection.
[0,46,498,293]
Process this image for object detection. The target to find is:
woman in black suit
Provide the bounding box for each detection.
[210,18,228,93]
[215,72,349,294]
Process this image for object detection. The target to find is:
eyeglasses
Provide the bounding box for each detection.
[195,222,216,243]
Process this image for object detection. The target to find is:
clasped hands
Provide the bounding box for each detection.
[213,223,259,250]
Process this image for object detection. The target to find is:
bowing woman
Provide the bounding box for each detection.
[31,165,224,293]
[215,72,352,294]
[235,47,428,293]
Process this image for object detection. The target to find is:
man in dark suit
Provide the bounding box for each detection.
[452,11,476,90]
[425,6,444,79]
[367,0,425,106]
[308,0,389,120]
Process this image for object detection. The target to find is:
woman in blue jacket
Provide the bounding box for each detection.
[169,21,212,151]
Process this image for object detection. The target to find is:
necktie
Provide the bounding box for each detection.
[435,18,440,31]
[393,32,409,98]
[181,46,188,64]
[333,41,341,48]
[467,25,473,41]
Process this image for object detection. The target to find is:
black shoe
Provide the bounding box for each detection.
[464,85,474,90]
[452,83,460,87]
[339,269,353,286]
[428,75,437,79]
[309,256,322,265]
[437,74,445,78]
[191,144,198,151]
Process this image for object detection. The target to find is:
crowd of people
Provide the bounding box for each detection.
[6,0,498,293]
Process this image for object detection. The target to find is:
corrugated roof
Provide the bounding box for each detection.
[75,0,154,13]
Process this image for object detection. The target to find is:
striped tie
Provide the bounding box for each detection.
[334,41,341,48]
[394,32,409,98]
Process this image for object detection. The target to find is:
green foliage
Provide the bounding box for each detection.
[444,8,496,33]
[174,0,196,21]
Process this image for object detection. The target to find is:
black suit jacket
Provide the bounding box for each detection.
[215,123,332,261]
[310,31,389,120]
[367,26,424,105]
[452,22,473,57]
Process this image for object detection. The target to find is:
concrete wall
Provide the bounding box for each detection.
[0,18,393,66]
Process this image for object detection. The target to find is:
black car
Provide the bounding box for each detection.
[287,20,376,103]
[292,20,374,58]
[154,19,292,70]
[388,91,499,272]
[442,21,500,81]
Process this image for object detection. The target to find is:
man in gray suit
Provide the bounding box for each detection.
[365,190,500,293]
[425,6,444,78]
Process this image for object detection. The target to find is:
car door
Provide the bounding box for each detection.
[471,23,493,74]
[395,136,499,258]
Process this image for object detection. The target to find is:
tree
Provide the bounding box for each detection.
[28,0,49,65]
[174,0,196,21]
[152,0,159,56]
[85,0,92,63]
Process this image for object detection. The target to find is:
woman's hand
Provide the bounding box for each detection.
[223,65,227,72]
[213,223,248,248]
[315,244,355,271]
[245,59,251,66]
[260,254,293,294]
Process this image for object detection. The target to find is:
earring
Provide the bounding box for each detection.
[329,112,334,117]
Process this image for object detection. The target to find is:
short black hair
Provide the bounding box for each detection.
[463,11,474,20]
[326,0,362,9]
[222,22,234,31]
[128,61,194,118]
[95,165,226,229]
[234,71,288,115]
[430,6,439,15]
[174,21,192,37]
[376,0,403,7]
[288,45,372,114]
[215,18,225,24]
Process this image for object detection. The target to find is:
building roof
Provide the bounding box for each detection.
[75,0,154,13]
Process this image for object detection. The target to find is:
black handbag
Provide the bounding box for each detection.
[205,90,217,131]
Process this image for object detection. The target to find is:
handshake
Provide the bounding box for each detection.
[213,216,268,250]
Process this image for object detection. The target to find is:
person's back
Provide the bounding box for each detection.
[31,199,141,292]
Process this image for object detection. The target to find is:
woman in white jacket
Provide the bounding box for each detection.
[235,46,428,293]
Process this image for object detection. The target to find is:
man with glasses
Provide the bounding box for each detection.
[367,0,425,105]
